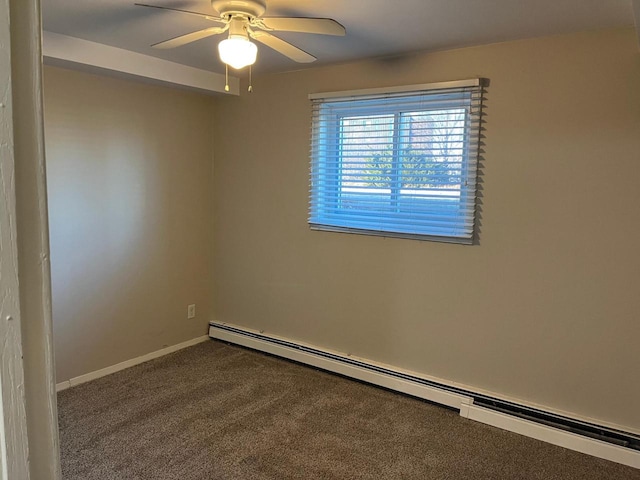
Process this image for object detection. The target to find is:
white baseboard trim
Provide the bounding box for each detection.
[209,322,640,470]
[56,380,70,393]
[56,335,210,392]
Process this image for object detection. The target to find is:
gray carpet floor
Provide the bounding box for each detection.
[58,340,640,479]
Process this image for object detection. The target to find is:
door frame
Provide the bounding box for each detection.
[0,0,31,472]
[1,0,61,478]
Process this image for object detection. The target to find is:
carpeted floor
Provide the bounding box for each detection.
[58,340,640,480]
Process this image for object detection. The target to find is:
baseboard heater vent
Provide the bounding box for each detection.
[209,322,640,464]
[472,399,638,451]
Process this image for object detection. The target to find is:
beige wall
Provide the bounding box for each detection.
[212,27,640,432]
[44,66,214,382]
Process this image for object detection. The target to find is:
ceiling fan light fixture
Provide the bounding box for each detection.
[218,35,257,69]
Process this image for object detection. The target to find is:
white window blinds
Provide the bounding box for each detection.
[309,79,485,244]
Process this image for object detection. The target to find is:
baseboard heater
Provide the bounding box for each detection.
[209,322,640,469]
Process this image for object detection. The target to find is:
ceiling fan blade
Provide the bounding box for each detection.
[249,30,316,63]
[152,26,228,49]
[259,17,345,36]
[134,3,225,23]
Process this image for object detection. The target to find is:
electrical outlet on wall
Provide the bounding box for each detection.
[187,304,196,319]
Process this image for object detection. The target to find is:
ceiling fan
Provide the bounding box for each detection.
[135,0,346,70]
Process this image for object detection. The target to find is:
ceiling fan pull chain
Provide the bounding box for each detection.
[224,64,230,92]
[248,65,253,93]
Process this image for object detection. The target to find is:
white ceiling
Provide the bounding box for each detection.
[42,0,635,75]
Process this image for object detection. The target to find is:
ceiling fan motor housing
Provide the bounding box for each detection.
[211,0,266,18]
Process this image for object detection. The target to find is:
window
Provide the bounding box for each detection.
[309,79,485,244]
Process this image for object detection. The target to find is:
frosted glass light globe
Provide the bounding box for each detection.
[218,36,257,70]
